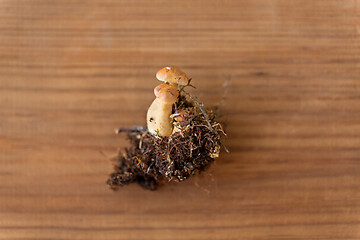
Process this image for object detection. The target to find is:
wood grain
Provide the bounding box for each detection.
[1,0,360,239]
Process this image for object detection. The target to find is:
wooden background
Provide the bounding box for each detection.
[1,0,360,239]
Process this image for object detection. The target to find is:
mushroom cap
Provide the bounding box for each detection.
[156,67,190,86]
[154,83,179,104]
[173,109,189,126]
[173,109,188,121]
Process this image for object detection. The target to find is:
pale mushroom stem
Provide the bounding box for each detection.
[147,98,174,137]
[146,83,179,137]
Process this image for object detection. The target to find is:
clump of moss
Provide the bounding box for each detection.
[107,89,226,191]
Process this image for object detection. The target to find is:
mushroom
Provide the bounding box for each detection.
[173,109,189,126]
[147,83,179,137]
[171,109,190,134]
[156,67,190,87]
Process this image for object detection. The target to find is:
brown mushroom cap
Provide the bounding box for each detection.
[156,67,190,86]
[173,109,189,126]
[154,83,179,104]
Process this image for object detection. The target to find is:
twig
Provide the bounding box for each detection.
[138,131,148,149]
[220,141,230,153]
[115,126,146,134]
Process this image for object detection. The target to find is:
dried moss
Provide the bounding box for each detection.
[107,90,226,190]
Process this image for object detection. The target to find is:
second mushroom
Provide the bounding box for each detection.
[147,83,179,137]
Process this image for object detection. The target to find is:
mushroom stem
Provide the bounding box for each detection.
[147,84,179,137]
[147,98,174,137]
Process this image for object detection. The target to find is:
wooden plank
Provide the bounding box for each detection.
[0,0,359,239]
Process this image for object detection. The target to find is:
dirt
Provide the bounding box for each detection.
[107,88,226,190]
